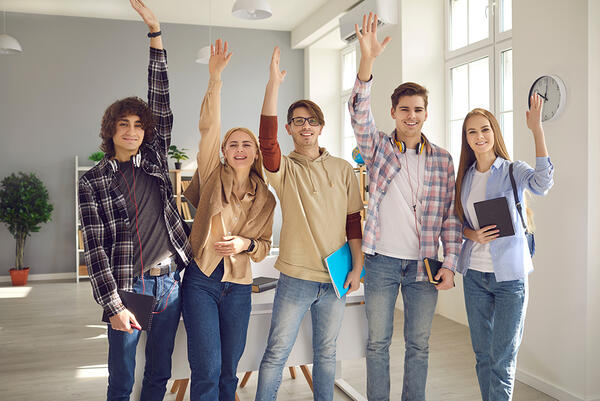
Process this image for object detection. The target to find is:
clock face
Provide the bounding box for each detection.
[528,75,566,122]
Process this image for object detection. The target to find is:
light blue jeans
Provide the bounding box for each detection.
[255,273,346,401]
[463,269,528,401]
[364,254,438,401]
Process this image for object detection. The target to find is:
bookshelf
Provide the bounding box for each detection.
[75,157,195,282]
[75,156,91,282]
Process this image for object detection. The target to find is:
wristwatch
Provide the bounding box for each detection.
[246,239,256,253]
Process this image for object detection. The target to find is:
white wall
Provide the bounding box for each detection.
[586,1,600,399]
[305,47,342,156]
[513,1,591,400]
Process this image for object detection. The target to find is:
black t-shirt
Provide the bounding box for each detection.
[116,160,176,277]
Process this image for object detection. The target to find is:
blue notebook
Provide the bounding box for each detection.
[324,242,365,299]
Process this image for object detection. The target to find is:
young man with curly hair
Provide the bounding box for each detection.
[77,2,192,400]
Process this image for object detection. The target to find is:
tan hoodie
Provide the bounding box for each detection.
[266,148,363,282]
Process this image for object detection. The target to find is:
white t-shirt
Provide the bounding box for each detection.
[464,169,494,273]
[376,149,425,260]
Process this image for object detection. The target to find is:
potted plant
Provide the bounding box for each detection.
[168,145,189,170]
[88,151,105,164]
[0,172,53,286]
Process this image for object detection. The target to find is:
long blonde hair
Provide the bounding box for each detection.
[221,127,266,183]
[455,108,534,230]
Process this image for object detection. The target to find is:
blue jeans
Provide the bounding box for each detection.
[255,273,346,401]
[364,254,438,401]
[106,271,181,401]
[182,260,252,401]
[463,269,528,401]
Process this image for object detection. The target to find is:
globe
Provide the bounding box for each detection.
[352,146,364,165]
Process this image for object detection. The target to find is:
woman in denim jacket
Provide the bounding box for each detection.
[454,93,554,401]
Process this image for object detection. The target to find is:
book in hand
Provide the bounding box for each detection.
[473,196,515,238]
[252,277,278,293]
[102,289,156,331]
[423,258,443,285]
[323,242,365,299]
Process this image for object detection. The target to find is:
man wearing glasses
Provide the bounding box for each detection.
[253,47,364,401]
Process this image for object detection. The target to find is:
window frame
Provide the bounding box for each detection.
[445,0,513,159]
[340,44,358,164]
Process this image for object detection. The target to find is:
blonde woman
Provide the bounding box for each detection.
[181,39,276,401]
[454,94,554,401]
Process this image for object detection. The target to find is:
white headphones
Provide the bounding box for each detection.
[109,152,142,172]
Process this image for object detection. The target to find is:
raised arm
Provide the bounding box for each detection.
[347,13,392,166]
[130,0,172,158]
[260,47,286,172]
[356,12,391,82]
[194,39,232,186]
[510,93,554,195]
[526,93,549,158]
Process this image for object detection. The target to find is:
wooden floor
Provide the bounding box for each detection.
[0,280,556,401]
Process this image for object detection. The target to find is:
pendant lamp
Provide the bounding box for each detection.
[0,11,22,54]
[232,0,272,20]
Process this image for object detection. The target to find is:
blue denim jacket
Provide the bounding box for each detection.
[457,156,554,281]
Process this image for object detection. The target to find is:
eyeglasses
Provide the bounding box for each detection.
[289,116,320,126]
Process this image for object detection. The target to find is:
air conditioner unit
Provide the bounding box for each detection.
[339,0,398,43]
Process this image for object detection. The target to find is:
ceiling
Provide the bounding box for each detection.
[0,0,333,31]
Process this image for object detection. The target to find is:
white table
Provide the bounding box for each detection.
[133,256,368,400]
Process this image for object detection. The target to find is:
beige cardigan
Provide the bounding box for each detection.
[184,79,275,284]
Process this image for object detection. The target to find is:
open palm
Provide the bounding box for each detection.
[130,0,159,30]
[269,46,287,85]
[209,39,233,77]
[356,12,391,60]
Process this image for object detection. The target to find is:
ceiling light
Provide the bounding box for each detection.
[232,0,272,20]
[0,11,22,54]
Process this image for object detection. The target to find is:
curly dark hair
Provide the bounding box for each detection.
[99,97,155,157]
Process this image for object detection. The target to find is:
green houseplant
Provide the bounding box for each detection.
[88,151,105,164]
[168,145,189,170]
[0,172,53,285]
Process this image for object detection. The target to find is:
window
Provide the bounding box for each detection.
[446,0,513,161]
[341,46,357,164]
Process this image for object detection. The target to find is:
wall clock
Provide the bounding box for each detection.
[528,75,566,122]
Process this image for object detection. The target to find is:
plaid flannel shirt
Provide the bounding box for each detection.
[348,77,461,281]
[78,48,192,317]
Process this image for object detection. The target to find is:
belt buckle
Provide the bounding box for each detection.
[149,266,162,276]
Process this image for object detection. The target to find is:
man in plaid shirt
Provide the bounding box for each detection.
[78,2,192,400]
[348,14,461,401]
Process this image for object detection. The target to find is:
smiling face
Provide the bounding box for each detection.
[285,106,322,150]
[465,114,495,157]
[112,115,144,160]
[223,129,258,171]
[391,95,428,142]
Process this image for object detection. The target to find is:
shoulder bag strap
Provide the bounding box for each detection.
[509,163,527,230]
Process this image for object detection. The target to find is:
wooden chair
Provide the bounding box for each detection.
[170,365,313,401]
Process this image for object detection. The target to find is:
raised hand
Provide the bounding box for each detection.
[355,12,391,61]
[130,0,160,32]
[526,92,543,132]
[209,39,233,80]
[269,46,287,86]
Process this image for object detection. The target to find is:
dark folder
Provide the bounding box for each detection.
[102,290,156,331]
[473,196,515,238]
[423,258,442,285]
[252,277,278,293]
